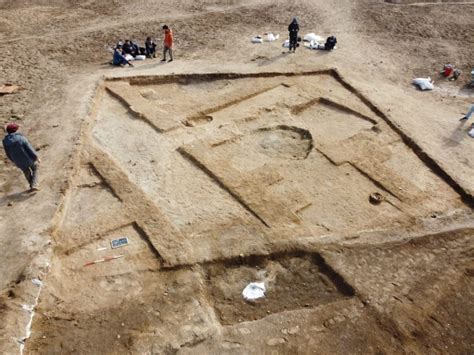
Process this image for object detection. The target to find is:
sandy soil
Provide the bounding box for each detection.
[0,0,473,354]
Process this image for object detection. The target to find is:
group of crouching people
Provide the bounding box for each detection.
[113,25,173,67]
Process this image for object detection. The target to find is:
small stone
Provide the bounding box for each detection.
[266,337,286,346]
[239,328,251,335]
[52,124,59,128]
[288,326,300,335]
[121,323,125,327]
[117,334,121,339]
[7,202,13,206]
[222,341,241,349]
[311,325,325,333]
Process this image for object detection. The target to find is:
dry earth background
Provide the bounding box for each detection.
[0,0,473,354]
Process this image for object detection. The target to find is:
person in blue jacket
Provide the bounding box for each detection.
[113,46,134,67]
[2,123,41,191]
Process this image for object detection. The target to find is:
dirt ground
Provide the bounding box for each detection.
[0,0,473,354]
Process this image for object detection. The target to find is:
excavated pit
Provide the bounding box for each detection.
[205,252,355,325]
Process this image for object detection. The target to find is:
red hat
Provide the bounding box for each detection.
[6,123,19,133]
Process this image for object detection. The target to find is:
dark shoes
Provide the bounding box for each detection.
[460,116,468,121]
[168,59,173,62]
[161,59,166,62]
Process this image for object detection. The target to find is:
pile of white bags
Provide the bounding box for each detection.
[251,33,280,43]
[303,33,324,43]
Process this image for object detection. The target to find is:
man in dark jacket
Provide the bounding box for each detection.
[122,40,136,56]
[288,17,299,53]
[145,37,157,58]
[2,123,41,191]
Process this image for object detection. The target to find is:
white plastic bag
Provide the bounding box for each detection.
[124,54,135,61]
[266,33,279,42]
[251,36,263,43]
[309,40,324,50]
[135,55,146,60]
[468,126,474,138]
[242,282,266,301]
[282,40,290,48]
[412,77,434,91]
[304,33,324,43]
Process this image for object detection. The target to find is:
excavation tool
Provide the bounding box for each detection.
[83,255,124,267]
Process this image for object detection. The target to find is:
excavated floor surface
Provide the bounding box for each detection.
[25,70,474,354]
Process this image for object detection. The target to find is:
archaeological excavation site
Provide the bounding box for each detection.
[19,69,472,353]
[0,1,473,354]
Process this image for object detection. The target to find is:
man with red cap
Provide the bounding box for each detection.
[2,123,41,191]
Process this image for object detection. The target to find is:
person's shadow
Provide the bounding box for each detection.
[257,52,288,67]
[0,190,37,205]
[445,120,471,147]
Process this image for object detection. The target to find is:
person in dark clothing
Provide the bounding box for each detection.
[2,123,41,191]
[113,47,134,67]
[288,17,299,53]
[122,40,136,56]
[131,40,142,55]
[145,37,157,58]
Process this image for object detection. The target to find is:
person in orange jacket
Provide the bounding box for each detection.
[161,25,173,62]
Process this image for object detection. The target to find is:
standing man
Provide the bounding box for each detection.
[288,17,299,53]
[161,25,174,62]
[2,123,41,191]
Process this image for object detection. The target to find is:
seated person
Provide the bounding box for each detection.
[131,40,143,55]
[145,37,156,58]
[122,40,136,56]
[113,47,134,67]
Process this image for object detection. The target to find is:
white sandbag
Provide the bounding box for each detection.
[242,282,266,301]
[282,39,290,48]
[309,40,324,50]
[135,55,146,60]
[266,33,279,42]
[124,54,135,61]
[412,77,434,91]
[251,36,263,43]
[468,126,474,138]
[304,33,324,43]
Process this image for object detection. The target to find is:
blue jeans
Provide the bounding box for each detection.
[466,104,474,120]
[22,162,39,188]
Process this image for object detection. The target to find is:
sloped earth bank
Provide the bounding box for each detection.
[0,0,473,354]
